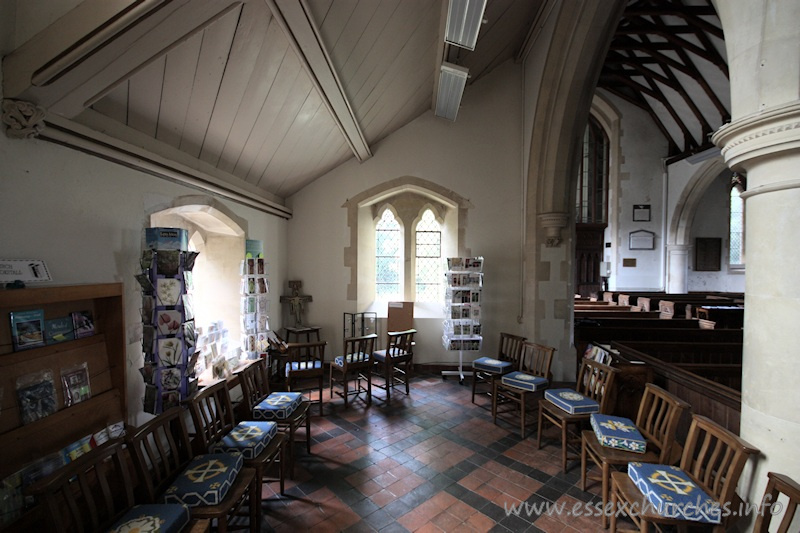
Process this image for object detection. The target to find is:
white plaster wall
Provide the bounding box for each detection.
[687,173,746,292]
[600,91,669,291]
[0,64,288,425]
[285,61,524,365]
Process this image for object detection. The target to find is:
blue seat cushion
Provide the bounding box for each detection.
[628,462,721,524]
[162,453,243,507]
[472,356,513,374]
[544,388,600,415]
[253,392,303,420]
[210,421,278,460]
[591,414,646,453]
[500,372,548,392]
[109,504,190,533]
[372,349,409,363]
[334,352,370,366]
[285,360,322,375]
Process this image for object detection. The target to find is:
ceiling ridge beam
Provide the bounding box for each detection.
[266,0,372,163]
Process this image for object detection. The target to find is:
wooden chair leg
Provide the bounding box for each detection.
[520,392,526,438]
[305,412,311,453]
[288,423,296,478]
[561,421,568,473]
[491,381,499,423]
[601,460,610,529]
[537,407,544,450]
[318,376,324,416]
[279,440,285,495]
[385,362,392,402]
[343,370,349,408]
[404,360,410,395]
[580,434,588,492]
[610,482,619,532]
[367,371,372,404]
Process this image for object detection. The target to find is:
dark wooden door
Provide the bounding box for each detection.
[575,223,606,298]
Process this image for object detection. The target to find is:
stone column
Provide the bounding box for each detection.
[712,0,800,521]
[665,244,690,293]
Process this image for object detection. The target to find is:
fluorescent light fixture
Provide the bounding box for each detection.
[435,62,469,121]
[445,0,487,50]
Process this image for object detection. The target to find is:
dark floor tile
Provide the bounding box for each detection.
[534,484,565,503]
[382,498,414,519]
[378,522,410,533]
[362,509,394,530]
[342,521,378,533]
[352,498,380,518]
[339,487,367,505]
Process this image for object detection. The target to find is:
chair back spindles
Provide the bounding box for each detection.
[754,472,800,533]
[498,332,526,369]
[345,334,377,363]
[520,342,555,380]
[680,415,759,506]
[635,383,690,463]
[576,359,619,413]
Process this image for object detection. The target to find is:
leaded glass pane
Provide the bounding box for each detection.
[415,210,442,301]
[729,187,744,265]
[376,210,401,299]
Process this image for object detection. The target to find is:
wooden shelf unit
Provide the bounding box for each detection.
[0,282,127,482]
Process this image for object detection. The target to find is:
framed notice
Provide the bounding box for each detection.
[633,205,651,222]
[629,230,655,250]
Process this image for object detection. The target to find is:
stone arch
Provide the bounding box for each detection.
[342,176,472,302]
[150,196,246,349]
[669,158,731,247]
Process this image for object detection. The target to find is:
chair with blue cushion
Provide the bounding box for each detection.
[491,341,555,438]
[237,358,310,478]
[330,333,378,407]
[609,414,759,532]
[285,341,327,416]
[26,438,206,533]
[126,406,258,533]
[471,332,526,404]
[580,382,690,528]
[187,379,286,529]
[537,359,619,473]
[372,329,416,403]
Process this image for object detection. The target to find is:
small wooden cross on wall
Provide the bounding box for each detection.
[280,280,313,327]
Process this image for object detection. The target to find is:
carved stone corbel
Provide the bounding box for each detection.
[539,212,569,247]
[2,99,46,139]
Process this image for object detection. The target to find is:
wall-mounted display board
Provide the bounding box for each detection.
[629,230,656,250]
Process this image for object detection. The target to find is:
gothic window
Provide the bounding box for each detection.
[375,209,402,300]
[415,209,442,301]
[575,115,609,224]
[729,175,745,267]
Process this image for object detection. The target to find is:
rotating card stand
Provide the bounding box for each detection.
[442,257,483,384]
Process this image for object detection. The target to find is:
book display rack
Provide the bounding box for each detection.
[442,257,484,383]
[136,228,198,414]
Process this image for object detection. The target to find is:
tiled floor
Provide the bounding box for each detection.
[255,374,612,533]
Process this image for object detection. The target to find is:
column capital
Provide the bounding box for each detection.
[712,102,800,172]
[2,99,46,139]
[538,212,569,247]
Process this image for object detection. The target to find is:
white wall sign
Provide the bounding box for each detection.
[0,260,52,282]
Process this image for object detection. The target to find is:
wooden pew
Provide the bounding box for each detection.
[609,340,742,438]
[575,310,660,319]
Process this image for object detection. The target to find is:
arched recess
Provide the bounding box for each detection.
[669,158,731,247]
[341,176,473,307]
[150,196,247,361]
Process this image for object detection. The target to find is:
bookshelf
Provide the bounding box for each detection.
[0,282,126,528]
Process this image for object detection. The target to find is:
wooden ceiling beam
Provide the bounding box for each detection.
[267,0,372,162]
[599,84,679,155]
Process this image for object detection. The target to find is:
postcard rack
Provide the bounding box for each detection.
[442,257,484,383]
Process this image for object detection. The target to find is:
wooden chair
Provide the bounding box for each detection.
[754,472,800,533]
[609,414,760,532]
[471,332,527,404]
[26,438,208,532]
[491,341,555,437]
[126,406,258,533]
[285,341,327,416]
[330,333,378,407]
[186,380,286,529]
[236,358,310,477]
[537,359,619,473]
[580,382,690,528]
[372,329,416,403]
